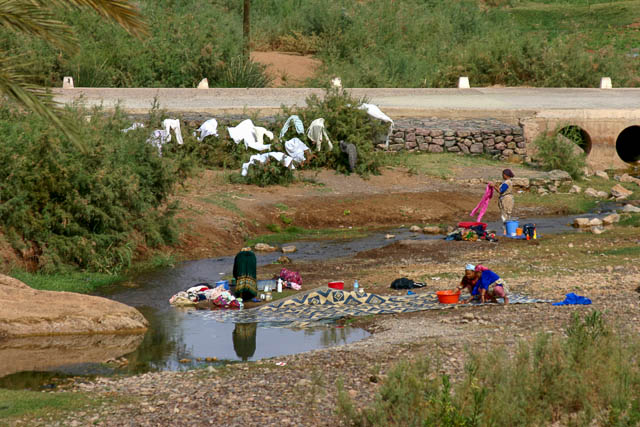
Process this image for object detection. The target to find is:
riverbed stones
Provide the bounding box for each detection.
[545,169,572,182]
[588,218,603,227]
[591,226,605,235]
[584,188,608,198]
[423,226,441,234]
[410,225,422,232]
[254,243,277,252]
[595,170,609,180]
[619,173,640,186]
[569,185,582,194]
[622,204,640,213]
[281,245,297,254]
[573,218,590,228]
[511,177,530,188]
[611,184,633,200]
[602,213,620,225]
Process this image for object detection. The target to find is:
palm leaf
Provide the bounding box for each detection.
[0,0,77,51]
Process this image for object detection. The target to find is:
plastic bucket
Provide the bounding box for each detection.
[215,280,230,290]
[505,220,519,237]
[516,227,523,236]
[328,281,344,290]
[436,290,460,304]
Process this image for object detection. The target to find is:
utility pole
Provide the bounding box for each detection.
[243,0,250,62]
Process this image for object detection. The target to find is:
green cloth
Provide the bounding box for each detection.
[233,322,257,361]
[233,250,257,299]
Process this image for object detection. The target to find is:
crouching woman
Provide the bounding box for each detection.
[473,265,509,304]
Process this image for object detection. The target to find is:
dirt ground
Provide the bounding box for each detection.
[251,51,321,87]
[9,163,640,426]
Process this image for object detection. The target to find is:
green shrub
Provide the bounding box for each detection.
[219,57,273,88]
[533,126,587,179]
[0,103,184,272]
[227,161,296,187]
[339,311,640,426]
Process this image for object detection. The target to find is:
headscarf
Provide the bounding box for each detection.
[475,264,490,272]
[465,264,476,271]
[502,169,514,178]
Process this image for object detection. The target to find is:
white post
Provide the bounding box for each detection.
[197,78,209,89]
[600,77,612,89]
[62,76,74,89]
[458,76,470,89]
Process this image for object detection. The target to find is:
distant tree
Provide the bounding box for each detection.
[0,0,147,143]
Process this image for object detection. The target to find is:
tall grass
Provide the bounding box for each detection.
[339,311,640,426]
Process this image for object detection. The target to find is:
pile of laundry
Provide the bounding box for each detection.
[278,268,302,290]
[445,223,498,242]
[169,283,243,309]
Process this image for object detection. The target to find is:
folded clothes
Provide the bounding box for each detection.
[552,293,591,306]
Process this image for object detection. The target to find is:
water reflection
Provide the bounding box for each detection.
[233,323,257,361]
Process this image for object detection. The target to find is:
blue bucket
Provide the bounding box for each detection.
[505,220,519,237]
[215,280,229,290]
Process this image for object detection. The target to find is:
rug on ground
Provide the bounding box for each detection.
[202,288,549,327]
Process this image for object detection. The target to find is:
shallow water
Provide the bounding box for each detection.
[0,207,615,388]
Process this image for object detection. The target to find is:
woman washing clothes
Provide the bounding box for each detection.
[233,247,257,301]
[458,264,509,304]
[492,169,515,235]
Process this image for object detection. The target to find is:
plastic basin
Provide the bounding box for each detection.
[328,281,344,290]
[436,290,461,304]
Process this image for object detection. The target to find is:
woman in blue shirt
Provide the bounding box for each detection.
[492,169,515,235]
[467,264,509,304]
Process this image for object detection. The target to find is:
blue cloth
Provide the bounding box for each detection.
[280,115,304,138]
[552,293,591,306]
[499,182,509,194]
[472,270,500,295]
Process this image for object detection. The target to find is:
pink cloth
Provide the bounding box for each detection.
[475,265,490,272]
[470,184,493,222]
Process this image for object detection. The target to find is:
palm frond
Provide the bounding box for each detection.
[0,52,85,152]
[35,0,148,37]
[0,0,76,51]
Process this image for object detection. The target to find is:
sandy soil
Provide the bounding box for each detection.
[251,51,321,87]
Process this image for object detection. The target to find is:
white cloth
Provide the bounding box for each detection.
[228,119,271,151]
[279,115,304,139]
[255,127,274,146]
[162,119,184,145]
[284,137,309,163]
[146,129,170,155]
[194,118,218,141]
[121,122,145,133]
[359,103,394,147]
[241,152,295,177]
[307,118,333,151]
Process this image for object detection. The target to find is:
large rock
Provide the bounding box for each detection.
[619,173,640,186]
[622,204,640,213]
[573,218,590,228]
[588,218,603,227]
[546,169,572,182]
[602,213,620,225]
[281,245,297,254]
[569,185,582,194]
[254,243,277,252]
[0,274,148,338]
[410,225,422,232]
[511,177,530,188]
[611,184,633,200]
[591,226,605,235]
[584,188,608,198]
[595,170,609,180]
[423,226,441,234]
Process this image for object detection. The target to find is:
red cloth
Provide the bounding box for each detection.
[457,221,487,230]
[475,264,490,272]
[470,184,493,222]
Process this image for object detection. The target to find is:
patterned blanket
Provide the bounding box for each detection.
[201,288,549,327]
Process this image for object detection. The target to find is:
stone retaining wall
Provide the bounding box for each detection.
[380,118,527,161]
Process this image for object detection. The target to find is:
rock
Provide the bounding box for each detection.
[588,218,603,227]
[277,255,291,264]
[568,243,574,248]
[602,213,620,225]
[423,226,441,234]
[511,178,530,188]
[179,358,191,364]
[622,204,640,213]
[546,169,572,182]
[537,187,548,195]
[595,170,609,180]
[470,143,484,153]
[584,187,605,198]
[591,226,605,235]
[254,243,277,252]
[569,185,581,194]
[281,245,297,254]
[611,184,633,200]
[428,144,444,153]
[410,225,422,232]
[385,234,395,239]
[548,185,558,193]
[619,173,640,185]
[573,218,590,228]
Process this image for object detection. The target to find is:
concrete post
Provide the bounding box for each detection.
[458,76,470,89]
[197,78,209,89]
[62,76,74,89]
[600,77,612,89]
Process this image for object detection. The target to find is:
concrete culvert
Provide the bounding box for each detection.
[558,125,591,154]
[616,126,640,163]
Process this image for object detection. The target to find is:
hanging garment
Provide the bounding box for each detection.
[241,152,295,176]
[233,250,258,301]
[254,126,274,146]
[146,129,170,156]
[359,103,394,147]
[285,138,309,163]
[228,119,272,151]
[470,184,494,222]
[162,119,184,145]
[194,118,219,141]
[121,122,145,133]
[307,118,333,151]
[279,115,304,139]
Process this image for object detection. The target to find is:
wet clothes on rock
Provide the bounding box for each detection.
[498,178,514,222]
[233,250,257,300]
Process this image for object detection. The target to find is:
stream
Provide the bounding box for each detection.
[0,208,613,389]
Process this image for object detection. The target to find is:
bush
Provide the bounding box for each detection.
[228,161,296,187]
[0,103,185,272]
[533,126,587,179]
[339,311,640,426]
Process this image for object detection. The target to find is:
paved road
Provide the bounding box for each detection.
[52,87,640,118]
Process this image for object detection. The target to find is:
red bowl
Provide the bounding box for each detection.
[436,290,461,304]
[328,281,344,290]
